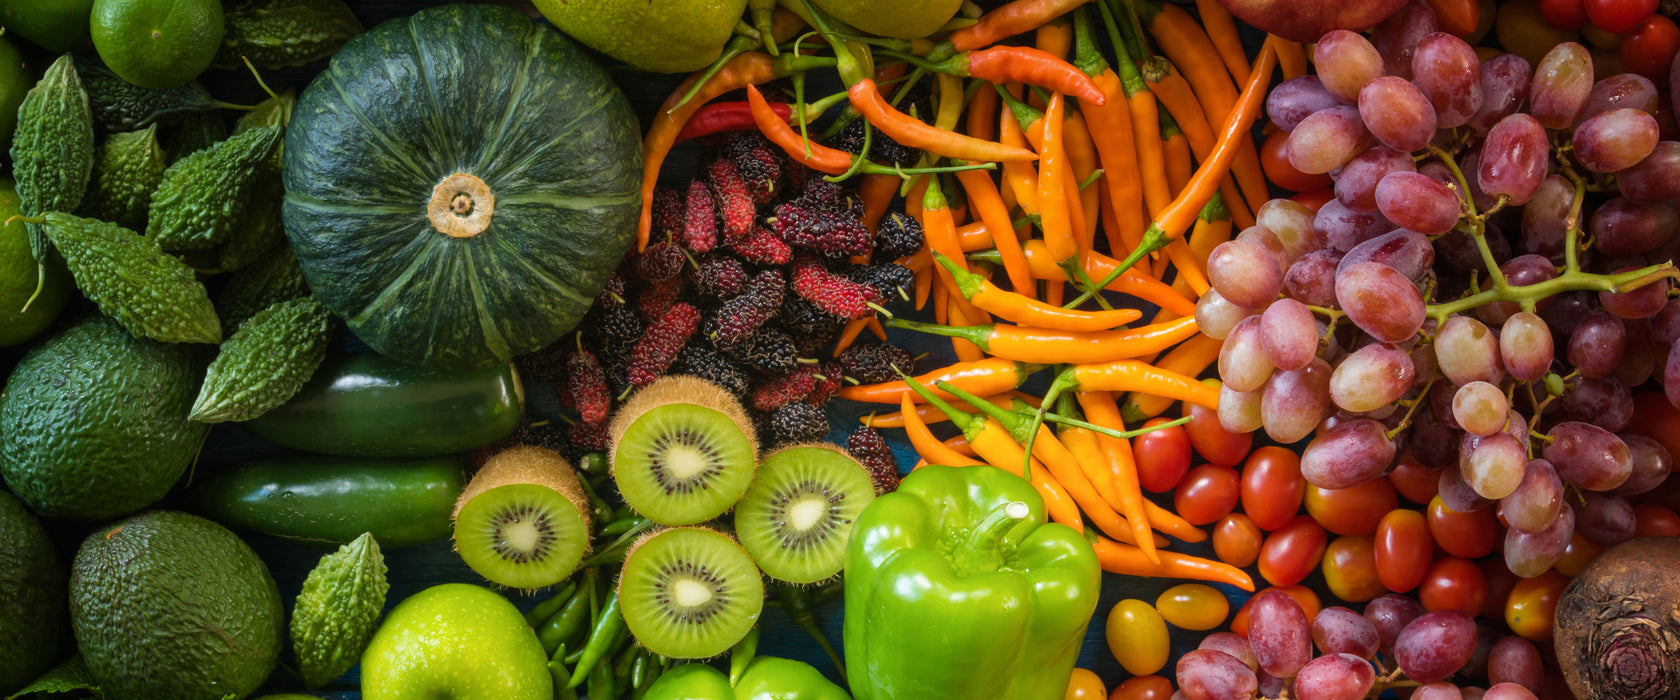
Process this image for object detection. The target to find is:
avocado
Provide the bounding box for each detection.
[70,510,283,700]
[0,490,67,694]
[0,315,208,521]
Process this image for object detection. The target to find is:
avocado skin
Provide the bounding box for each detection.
[0,489,67,695]
[0,315,208,521]
[70,510,283,700]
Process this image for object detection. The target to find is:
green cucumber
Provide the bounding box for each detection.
[245,351,523,457]
[192,455,466,548]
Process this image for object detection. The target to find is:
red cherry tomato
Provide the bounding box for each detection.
[1426,0,1484,35]
[1259,514,1329,587]
[1540,0,1589,29]
[1186,400,1251,468]
[1506,570,1568,641]
[1322,535,1385,603]
[1240,446,1305,532]
[1419,557,1488,616]
[1621,15,1680,78]
[1633,503,1680,536]
[1374,509,1434,594]
[1426,495,1499,559]
[1586,0,1657,34]
[1230,585,1321,637]
[1175,464,1242,526]
[1388,456,1442,506]
[1261,129,1332,192]
[1109,675,1173,700]
[1134,417,1191,493]
[1213,513,1264,568]
[1304,478,1398,536]
[1291,188,1335,212]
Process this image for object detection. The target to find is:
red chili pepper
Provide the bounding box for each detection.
[675,101,791,143]
[961,46,1106,106]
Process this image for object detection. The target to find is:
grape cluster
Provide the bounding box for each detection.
[1178,590,1546,700]
[1206,26,1680,581]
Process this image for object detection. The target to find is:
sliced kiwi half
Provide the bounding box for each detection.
[617,526,764,659]
[452,446,592,590]
[734,443,877,584]
[609,375,759,525]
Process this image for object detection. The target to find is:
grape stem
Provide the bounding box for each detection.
[1429,144,1512,291]
[1387,377,1437,440]
[1425,261,1678,327]
[1561,168,1590,273]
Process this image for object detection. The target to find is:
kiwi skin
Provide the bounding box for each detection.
[615,526,765,660]
[452,446,593,589]
[607,375,760,475]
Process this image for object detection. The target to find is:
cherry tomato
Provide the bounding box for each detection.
[1502,0,1588,66]
[1109,676,1173,700]
[1186,398,1251,468]
[1426,0,1483,35]
[1621,15,1680,79]
[1632,503,1680,536]
[1375,509,1434,593]
[1231,585,1321,636]
[1259,514,1329,587]
[1625,392,1680,463]
[1305,478,1398,536]
[1553,531,1605,576]
[1261,129,1332,192]
[1426,495,1499,559]
[1506,570,1569,641]
[1065,668,1106,700]
[1322,535,1385,603]
[1175,464,1242,526]
[1214,513,1264,568]
[1388,456,1442,506]
[1291,188,1335,212]
[1468,0,1499,43]
[1134,417,1191,493]
[1419,557,1488,616]
[1586,0,1657,34]
[1157,583,1230,631]
[1106,599,1170,675]
[1540,0,1588,29]
[1240,446,1305,532]
[1640,473,1680,512]
[1479,557,1520,619]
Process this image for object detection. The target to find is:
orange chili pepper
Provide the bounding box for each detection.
[949,0,1091,52]
[832,315,886,357]
[1073,8,1145,260]
[863,391,1040,429]
[1063,112,1101,254]
[924,46,1105,106]
[997,86,1042,217]
[1037,93,1078,267]
[1145,65,1253,230]
[904,175,927,220]
[1195,0,1252,83]
[888,315,1202,365]
[954,169,1034,294]
[1076,390,1158,562]
[1119,334,1224,421]
[1094,1,1171,223]
[745,85,856,175]
[838,357,1046,405]
[966,80,999,142]
[1092,537,1255,591]
[969,238,1196,317]
[945,292,987,362]
[1045,359,1221,414]
[943,433,978,457]
[932,276,949,325]
[848,79,1038,163]
[899,393,982,467]
[934,253,1143,332]
[1162,114,1192,199]
[1096,175,1130,261]
[1272,35,1308,81]
[859,173,900,234]
[1187,191,1234,271]
[919,176,986,322]
[913,258,933,310]
[1054,405,1128,538]
[1164,239,1210,296]
[1036,15,1073,60]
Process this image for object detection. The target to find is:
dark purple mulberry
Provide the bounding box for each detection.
[771,201,872,258]
[652,186,685,240]
[848,262,916,302]
[838,343,916,384]
[672,343,751,398]
[637,238,686,281]
[846,426,900,494]
[691,254,750,299]
[725,327,799,373]
[779,297,846,338]
[707,269,784,347]
[769,401,829,444]
[725,131,782,206]
[871,211,925,262]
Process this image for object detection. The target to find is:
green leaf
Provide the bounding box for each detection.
[5,656,100,699]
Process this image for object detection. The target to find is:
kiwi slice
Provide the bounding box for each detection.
[609,375,759,525]
[452,446,592,590]
[617,526,764,659]
[734,443,877,584]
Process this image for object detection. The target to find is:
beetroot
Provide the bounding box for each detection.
[1555,537,1680,699]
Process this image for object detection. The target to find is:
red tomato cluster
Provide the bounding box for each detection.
[1537,0,1678,78]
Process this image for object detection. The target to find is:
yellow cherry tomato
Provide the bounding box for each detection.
[1506,569,1568,641]
[1321,535,1385,603]
[1105,598,1170,675]
[1155,583,1229,631]
[1064,667,1106,700]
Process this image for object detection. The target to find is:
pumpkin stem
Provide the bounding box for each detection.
[429,173,496,238]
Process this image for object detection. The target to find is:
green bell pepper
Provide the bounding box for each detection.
[642,657,850,700]
[843,464,1101,700]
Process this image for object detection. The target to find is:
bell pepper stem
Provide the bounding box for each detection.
[955,501,1031,577]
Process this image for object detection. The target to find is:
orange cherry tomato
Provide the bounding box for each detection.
[1554,531,1606,576]
[1231,585,1321,636]
[1620,15,1680,78]
[1419,557,1487,616]
[1321,535,1385,603]
[1214,513,1264,568]
[1240,446,1305,532]
[1387,456,1441,506]
[1175,464,1242,526]
[1305,478,1398,536]
[1134,417,1191,493]
[1427,0,1484,34]
[1106,599,1170,675]
[1633,504,1680,536]
[1065,668,1106,700]
[1186,401,1251,468]
[1110,675,1173,700]
[1157,583,1231,631]
[1506,570,1569,641]
[1261,129,1333,192]
[1374,509,1434,594]
[1259,514,1329,587]
[1426,495,1499,559]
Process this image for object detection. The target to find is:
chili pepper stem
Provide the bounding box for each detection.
[955,501,1030,576]
[884,318,992,350]
[1055,257,1117,311]
[1063,225,1165,308]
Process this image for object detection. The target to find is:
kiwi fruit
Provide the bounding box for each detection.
[734,443,877,584]
[452,446,592,590]
[617,526,764,659]
[609,375,759,525]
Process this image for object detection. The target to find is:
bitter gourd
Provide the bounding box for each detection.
[86,124,166,231]
[191,295,333,423]
[10,55,93,262]
[213,91,294,272]
[169,113,228,164]
[38,212,221,344]
[216,245,309,330]
[289,533,387,689]
[147,124,282,252]
[74,54,227,133]
[214,0,364,70]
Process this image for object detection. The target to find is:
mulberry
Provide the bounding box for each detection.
[568,419,611,453]
[672,343,751,397]
[872,211,925,262]
[725,327,799,373]
[683,179,718,253]
[823,116,921,168]
[627,302,700,387]
[707,269,784,348]
[751,363,822,411]
[565,348,611,426]
[791,255,881,319]
[845,426,900,495]
[636,276,686,322]
[708,158,756,241]
[691,254,750,299]
[795,178,864,218]
[778,297,846,338]
[807,362,844,405]
[728,226,792,265]
[652,186,685,239]
[770,201,872,258]
[769,401,829,444]
[725,131,782,205]
[848,262,916,302]
[838,343,916,384]
[586,304,642,348]
[637,238,686,281]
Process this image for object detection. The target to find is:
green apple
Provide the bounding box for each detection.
[360,583,552,700]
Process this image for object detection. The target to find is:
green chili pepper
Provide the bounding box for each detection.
[537,577,594,656]
[587,655,616,700]
[566,589,626,689]
[548,643,578,700]
[729,627,760,686]
[522,580,577,626]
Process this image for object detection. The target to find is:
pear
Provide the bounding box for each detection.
[533,0,749,73]
[812,0,964,40]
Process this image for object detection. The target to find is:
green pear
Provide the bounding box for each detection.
[534,0,749,73]
[360,584,552,700]
[812,0,963,39]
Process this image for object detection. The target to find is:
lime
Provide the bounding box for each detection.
[812,0,963,39]
[0,180,68,347]
[0,34,28,157]
[0,0,96,53]
[531,0,747,73]
[90,0,222,90]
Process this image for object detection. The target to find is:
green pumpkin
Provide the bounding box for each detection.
[281,4,641,370]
